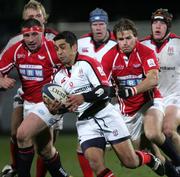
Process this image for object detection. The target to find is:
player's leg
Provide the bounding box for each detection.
[105,104,165,176]
[35,121,62,177]
[81,138,115,177]
[139,135,180,177]
[35,127,71,177]
[144,107,180,166]
[77,143,94,177]
[163,105,180,154]
[16,102,71,177]
[10,106,23,170]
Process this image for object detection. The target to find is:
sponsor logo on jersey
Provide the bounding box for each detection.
[38,109,46,116]
[73,85,91,93]
[147,59,156,67]
[160,66,175,71]
[17,54,26,59]
[38,55,45,60]
[133,64,141,68]
[19,64,43,81]
[48,118,58,125]
[113,65,124,70]
[117,74,143,87]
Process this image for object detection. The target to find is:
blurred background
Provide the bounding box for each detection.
[1,0,180,133]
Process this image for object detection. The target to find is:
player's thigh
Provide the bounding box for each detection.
[17,112,47,141]
[84,147,105,172]
[144,108,164,135]
[163,105,180,131]
[11,106,23,135]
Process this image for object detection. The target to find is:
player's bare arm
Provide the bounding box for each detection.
[135,69,159,94]
[0,74,16,89]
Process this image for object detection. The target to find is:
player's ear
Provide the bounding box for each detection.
[72,43,78,52]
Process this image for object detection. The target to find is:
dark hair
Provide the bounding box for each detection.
[54,31,77,47]
[21,18,42,29]
[113,18,138,38]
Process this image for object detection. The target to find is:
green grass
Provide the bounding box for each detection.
[0,134,161,177]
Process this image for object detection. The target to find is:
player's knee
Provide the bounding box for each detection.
[145,129,162,143]
[16,126,29,144]
[163,125,174,138]
[88,158,104,173]
[163,129,173,138]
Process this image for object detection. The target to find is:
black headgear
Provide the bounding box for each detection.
[151,8,173,28]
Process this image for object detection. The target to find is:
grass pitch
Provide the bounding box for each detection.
[0,134,161,177]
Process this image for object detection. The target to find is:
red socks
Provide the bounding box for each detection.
[135,150,152,165]
[97,168,115,177]
[36,156,47,177]
[77,152,94,177]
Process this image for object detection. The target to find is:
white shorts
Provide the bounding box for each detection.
[163,93,180,108]
[122,98,165,141]
[76,103,130,145]
[23,100,63,127]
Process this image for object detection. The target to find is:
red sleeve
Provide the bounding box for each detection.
[138,43,159,74]
[142,50,159,74]
[0,44,17,74]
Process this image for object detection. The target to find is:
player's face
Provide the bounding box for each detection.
[23,31,43,52]
[54,39,77,66]
[116,30,137,54]
[91,21,108,42]
[23,8,46,26]
[152,20,167,41]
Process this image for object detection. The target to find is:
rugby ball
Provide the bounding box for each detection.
[42,83,67,104]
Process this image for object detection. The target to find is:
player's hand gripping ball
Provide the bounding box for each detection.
[42,83,68,114]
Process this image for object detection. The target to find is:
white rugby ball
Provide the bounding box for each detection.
[42,83,67,104]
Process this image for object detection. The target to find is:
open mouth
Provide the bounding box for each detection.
[154,30,161,35]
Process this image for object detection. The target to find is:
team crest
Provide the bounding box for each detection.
[167,46,174,56]
[112,129,118,136]
[78,68,84,77]
[82,47,89,52]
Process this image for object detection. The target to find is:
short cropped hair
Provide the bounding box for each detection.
[21,18,42,29]
[54,31,77,47]
[22,0,49,22]
[113,18,138,38]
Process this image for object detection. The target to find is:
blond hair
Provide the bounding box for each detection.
[22,0,49,23]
